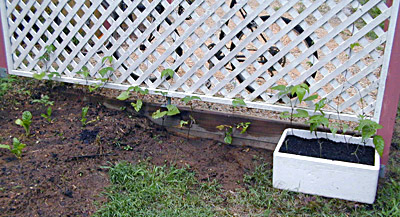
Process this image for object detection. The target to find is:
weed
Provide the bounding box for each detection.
[15,111,32,136]
[41,106,53,123]
[0,75,18,97]
[0,138,27,159]
[123,145,133,151]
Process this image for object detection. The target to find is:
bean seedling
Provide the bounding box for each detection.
[216,122,251,144]
[41,106,53,123]
[81,106,89,127]
[0,138,27,159]
[15,111,32,136]
[117,86,149,112]
[180,96,201,138]
[32,95,54,107]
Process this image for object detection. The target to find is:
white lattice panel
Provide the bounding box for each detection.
[1,0,399,121]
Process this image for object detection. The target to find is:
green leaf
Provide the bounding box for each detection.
[99,66,114,77]
[294,85,307,103]
[155,91,168,96]
[140,89,149,95]
[82,106,89,118]
[181,96,201,104]
[293,109,309,118]
[237,122,251,134]
[47,106,52,116]
[161,69,174,79]
[117,91,130,101]
[22,111,32,122]
[271,85,286,91]
[314,98,326,114]
[350,42,361,49]
[12,138,20,146]
[300,83,310,92]
[102,56,113,64]
[307,115,329,133]
[45,44,56,53]
[33,72,46,80]
[216,125,226,131]
[373,135,384,156]
[166,105,180,116]
[48,72,61,80]
[361,125,376,142]
[280,111,290,119]
[342,124,349,134]
[232,98,246,107]
[329,124,338,136]
[15,119,23,126]
[0,144,10,150]
[179,120,189,127]
[77,66,90,78]
[152,109,167,119]
[304,94,318,102]
[224,135,232,144]
[131,99,143,112]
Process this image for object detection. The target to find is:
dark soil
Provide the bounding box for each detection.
[0,83,272,217]
[280,135,375,165]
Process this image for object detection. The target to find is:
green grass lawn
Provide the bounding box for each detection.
[94,147,400,216]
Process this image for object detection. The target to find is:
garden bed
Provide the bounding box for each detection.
[0,78,399,216]
[0,81,272,216]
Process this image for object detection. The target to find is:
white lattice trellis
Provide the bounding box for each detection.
[1,0,399,121]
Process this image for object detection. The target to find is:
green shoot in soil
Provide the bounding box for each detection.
[81,106,89,127]
[32,95,54,107]
[0,138,26,159]
[15,111,32,136]
[41,106,53,123]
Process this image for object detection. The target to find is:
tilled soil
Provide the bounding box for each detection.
[0,84,272,217]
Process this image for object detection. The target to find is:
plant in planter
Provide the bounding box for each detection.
[271,84,384,204]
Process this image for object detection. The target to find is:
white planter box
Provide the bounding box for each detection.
[273,128,380,204]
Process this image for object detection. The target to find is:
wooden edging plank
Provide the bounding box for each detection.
[69,90,314,151]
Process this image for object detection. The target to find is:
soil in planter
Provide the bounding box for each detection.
[280,135,375,166]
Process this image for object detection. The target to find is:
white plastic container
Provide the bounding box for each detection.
[273,128,380,204]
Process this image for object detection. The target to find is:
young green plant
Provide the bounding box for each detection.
[33,45,61,81]
[216,122,251,145]
[117,86,149,112]
[81,106,89,127]
[0,138,26,159]
[32,95,54,107]
[88,56,115,92]
[15,111,32,136]
[41,106,53,123]
[271,84,317,127]
[180,96,201,138]
[355,115,384,157]
[151,69,180,125]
